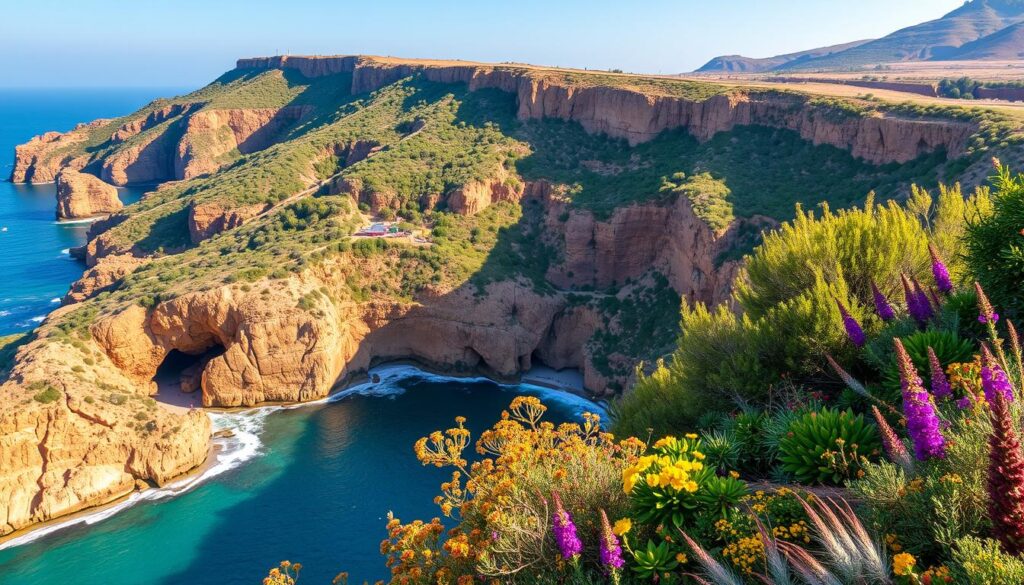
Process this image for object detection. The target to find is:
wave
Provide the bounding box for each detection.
[0,365,600,550]
[54,218,101,226]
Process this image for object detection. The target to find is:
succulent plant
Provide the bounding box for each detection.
[778,407,881,485]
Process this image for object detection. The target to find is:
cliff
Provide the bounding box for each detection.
[55,169,123,219]
[235,55,975,164]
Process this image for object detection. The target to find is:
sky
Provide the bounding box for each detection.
[1,0,966,88]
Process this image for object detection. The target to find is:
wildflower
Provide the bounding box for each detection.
[612,518,632,536]
[871,280,896,322]
[976,282,999,324]
[893,552,916,576]
[981,344,1014,404]
[987,392,1024,555]
[956,396,973,410]
[895,338,946,460]
[836,298,865,347]
[902,273,932,324]
[929,244,953,294]
[551,492,582,560]
[927,347,952,400]
[599,510,625,572]
[872,406,913,475]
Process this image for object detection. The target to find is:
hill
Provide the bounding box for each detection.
[695,40,872,73]
[697,0,1024,72]
[945,19,1024,59]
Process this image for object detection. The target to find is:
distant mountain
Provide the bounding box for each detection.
[944,19,1024,59]
[695,0,1024,73]
[696,41,872,73]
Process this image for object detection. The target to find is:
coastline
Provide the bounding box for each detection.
[1,361,594,551]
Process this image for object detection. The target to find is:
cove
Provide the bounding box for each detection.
[0,366,603,584]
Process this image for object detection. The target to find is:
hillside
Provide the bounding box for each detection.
[697,0,1024,72]
[2,54,1023,538]
[695,40,872,73]
[945,19,1024,59]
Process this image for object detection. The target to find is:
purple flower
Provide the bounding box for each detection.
[977,282,999,324]
[599,509,625,571]
[551,492,582,559]
[982,345,1015,404]
[871,280,896,322]
[872,406,914,475]
[928,347,952,400]
[957,395,973,410]
[903,274,933,324]
[895,338,947,460]
[929,244,954,294]
[836,298,865,347]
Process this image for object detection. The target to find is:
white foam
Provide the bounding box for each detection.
[50,298,61,304]
[28,316,45,323]
[60,248,70,255]
[54,218,100,225]
[0,365,602,550]
[0,310,9,317]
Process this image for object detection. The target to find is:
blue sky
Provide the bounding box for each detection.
[2,0,965,88]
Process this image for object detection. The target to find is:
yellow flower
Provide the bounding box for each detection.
[675,552,688,563]
[729,471,740,479]
[685,433,698,439]
[613,518,632,536]
[893,552,916,576]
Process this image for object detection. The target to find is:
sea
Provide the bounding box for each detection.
[0,90,603,584]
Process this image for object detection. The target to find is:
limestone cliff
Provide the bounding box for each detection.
[55,170,123,219]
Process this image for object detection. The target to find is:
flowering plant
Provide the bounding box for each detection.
[623,435,717,530]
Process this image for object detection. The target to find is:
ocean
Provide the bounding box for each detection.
[0,90,602,584]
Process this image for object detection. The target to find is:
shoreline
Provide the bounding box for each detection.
[0,362,593,550]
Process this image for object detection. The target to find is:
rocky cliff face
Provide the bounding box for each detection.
[236,55,976,164]
[174,106,309,180]
[10,122,103,183]
[55,170,123,219]
[0,311,210,536]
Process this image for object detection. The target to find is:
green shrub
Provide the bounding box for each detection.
[950,537,1024,584]
[32,385,61,404]
[867,328,976,400]
[778,407,880,485]
[700,430,741,475]
[965,164,1024,319]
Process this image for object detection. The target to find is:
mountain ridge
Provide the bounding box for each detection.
[696,0,1024,72]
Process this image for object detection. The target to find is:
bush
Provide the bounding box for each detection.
[32,385,61,404]
[778,407,881,485]
[950,537,1024,584]
[965,163,1024,319]
[616,185,987,433]
[383,397,639,582]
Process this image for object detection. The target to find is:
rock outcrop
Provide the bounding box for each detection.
[55,170,123,219]
[447,166,524,215]
[188,201,271,243]
[64,254,146,304]
[0,309,210,536]
[10,122,102,183]
[174,106,309,180]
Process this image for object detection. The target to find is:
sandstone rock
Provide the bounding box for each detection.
[64,254,145,304]
[447,166,523,215]
[174,106,309,180]
[188,201,271,243]
[0,312,210,537]
[55,169,123,219]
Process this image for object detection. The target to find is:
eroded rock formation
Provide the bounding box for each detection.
[55,170,123,219]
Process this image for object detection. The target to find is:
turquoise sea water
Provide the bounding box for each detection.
[0,91,603,584]
[0,89,175,336]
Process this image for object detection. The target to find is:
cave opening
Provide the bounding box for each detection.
[153,345,225,409]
